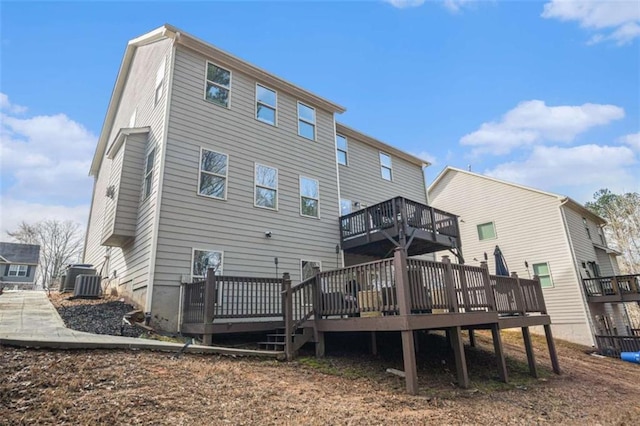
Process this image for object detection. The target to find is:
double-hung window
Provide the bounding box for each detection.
[300,176,319,218]
[582,217,591,240]
[379,152,392,181]
[8,264,28,277]
[192,249,223,279]
[336,134,348,165]
[256,84,277,125]
[199,149,228,200]
[298,102,316,140]
[205,62,231,108]
[155,58,166,106]
[255,164,278,209]
[143,148,155,199]
[532,262,554,288]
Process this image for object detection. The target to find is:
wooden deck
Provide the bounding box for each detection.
[582,274,640,303]
[339,197,462,259]
[180,249,560,394]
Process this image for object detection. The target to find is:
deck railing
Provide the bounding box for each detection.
[182,279,205,324]
[595,334,640,357]
[583,274,640,298]
[339,197,459,243]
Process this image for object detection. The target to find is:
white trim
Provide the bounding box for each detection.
[146,42,177,315]
[154,56,166,106]
[532,261,554,288]
[197,147,229,201]
[477,221,497,241]
[8,264,28,277]
[379,151,393,181]
[129,108,137,128]
[106,127,151,159]
[333,116,345,269]
[142,147,156,201]
[191,247,224,280]
[336,133,348,166]
[299,175,320,219]
[255,83,277,126]
[297,101,316,141]
[254,162,279,210]
[204,60,232,109]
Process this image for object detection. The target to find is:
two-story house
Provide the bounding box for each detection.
[428,167,633,347]
[0,242,40,290]
[83,25,433,333]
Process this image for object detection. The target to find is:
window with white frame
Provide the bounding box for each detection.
[301,260,321,281]
[8,264,28,277]
[129,108,137,128]
[192,249,223,279]
[256,84,277,125]
[143,148,155,199]
[379,152,392,181]
[205,62,231,108]
[532,262,554,288]
[597,227,606,245]
[477,222,496,240]
[199,149,228,200]
[300,176,319,218]
[340,199,352,216]
[155,58,166,106]
[297,102,316,140]
[336,134,348,165]
[255,163,278,209]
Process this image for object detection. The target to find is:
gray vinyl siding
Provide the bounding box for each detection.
[152,45,341,330]
[429,170,594,345]
[338,135,427,207]
[84,38,172,308]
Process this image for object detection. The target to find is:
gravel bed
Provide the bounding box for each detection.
[50,293,142,338]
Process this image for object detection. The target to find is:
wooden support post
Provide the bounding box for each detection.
[511,272,526,315]
[282,272,293,361]
[544,324,561,374]
[393,247,412,317]
[450,326,469,389]
[446,329,452,349]
[315,331,325,357]
[480,261,497,311]
[311,266,323,356]
[401,330,418,395]
[468,329,477,348]
[442,256,459,313]
[491,324,508,383]
[370,331,377,356]
[203,268,216,346]
[521,327,538,378]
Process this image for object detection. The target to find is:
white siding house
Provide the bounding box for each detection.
[428,167,625,346]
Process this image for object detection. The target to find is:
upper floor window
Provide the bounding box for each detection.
[298,102,316,140]
[199,149,228,200]
[129,108,137,128]
[255,163,278,209]
[205,62,231,108]
[340,199,352,216]
[336,134,348,165]
[300,176,319,218]
[532,262,554,288]
[192,248,223,279]
[256,84,277,125]
[597,227,606,245]
[379,152,392,181]
[582,217,591,240]
[477,222,496,240]
[155,58,166,106]
[143,148,155,199]
[8,264,28,277]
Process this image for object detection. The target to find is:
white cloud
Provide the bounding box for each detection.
[443,0,473,13]
[412,150,437,165]
[620,131,640,151]
[385,0,426,9]
[460,100,624,155]
[0,93,27,114]
[0,198,89,240]
[542,0,640,45]
[485,144,638,201]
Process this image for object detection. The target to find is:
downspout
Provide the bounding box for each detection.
[334,118,345,268]
[558,199,597,346]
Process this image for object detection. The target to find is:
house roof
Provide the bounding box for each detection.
[335,123,429,168]
[0,243,40,265]
[90,24,346,177]
[428,166,606,225]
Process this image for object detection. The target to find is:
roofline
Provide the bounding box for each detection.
[90,24,346,177]
[428,166,606,225]
[0,261,39,266]
[105,127,151,159]
[335,122,428,168]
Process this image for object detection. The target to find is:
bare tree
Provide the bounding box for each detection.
[7,220,83,289]
[585,189,640,274]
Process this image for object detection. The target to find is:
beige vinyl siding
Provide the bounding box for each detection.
[563,206,603,274]
[338,135,426,207]
[84,38,172,308]
[429,170,594,345]
[101,145,124,242]
[152,46,341,331]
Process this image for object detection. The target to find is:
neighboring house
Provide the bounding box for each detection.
[83,25,432,333]
[428,166,631,347]
[0,242,40,290]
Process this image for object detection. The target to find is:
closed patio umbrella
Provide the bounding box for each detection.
[494,245,509,276]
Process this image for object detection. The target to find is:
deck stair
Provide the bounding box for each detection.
[258,326,314,353]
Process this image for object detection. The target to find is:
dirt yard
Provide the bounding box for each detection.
[2,328,639,425]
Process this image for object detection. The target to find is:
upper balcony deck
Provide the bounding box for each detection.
[339,197,461,258]
[582,274,640,303]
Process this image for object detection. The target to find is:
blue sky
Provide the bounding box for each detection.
[1,0,639,236]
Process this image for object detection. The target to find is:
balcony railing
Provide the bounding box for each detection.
[582,274,640,301]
